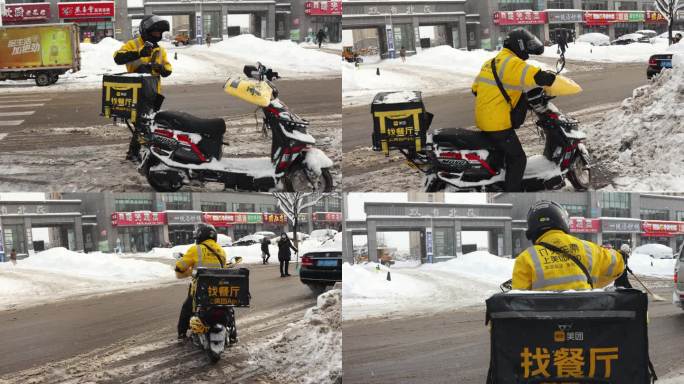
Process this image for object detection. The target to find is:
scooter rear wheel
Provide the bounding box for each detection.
[568,155,591,191]
[144,157,184,192]
[283,166,333,192]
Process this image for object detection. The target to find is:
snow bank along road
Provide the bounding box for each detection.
[0,263,318,383]
[342,61,646,190]
[0,78,341,191]
[342,280,683,384]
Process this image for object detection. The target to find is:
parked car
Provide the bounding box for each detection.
[576,32,610,46]
[217,233,232,247]
[254,231,276,239]
[173,31,190,46]
[233,234,265,246]
[675,246,683,310]
[633,243,674,259]
[300,249,342,294]
[635,30,657,40]
[612,33,649,45]
[647,53,673,79]
[310,229,338,242]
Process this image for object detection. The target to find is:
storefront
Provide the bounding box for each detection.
[545,9,584,43]
[492,10,547,47]
[641,220,684,248]
[166,211,203,246]
[583,10,644,39]
[645,10,668,34]
[202,212,266,240]
[111,211,164,253]
[304,1,342,43]
[58,1,115,43]
[262,212,287,233]
[312,211,343,231]
[1,3,51,25]
[600,218,641,249]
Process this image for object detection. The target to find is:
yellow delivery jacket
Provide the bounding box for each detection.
[113,36,172,92]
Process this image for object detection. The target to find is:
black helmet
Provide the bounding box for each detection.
[504,28,544,60]
[139,15,170,44]
[525,200,570,241]
[194,223,217,244]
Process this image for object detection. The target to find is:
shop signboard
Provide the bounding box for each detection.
[313,212,343,222]
[298,212,309,223]
[2,3,50,24]
[166,211,203,226]
[568,217,600,233]
[584,11,644,26]
[641,220,684,236]
[426,227,433,263]
[546,10,584,24]
[304,1,342,16]
[493,11,547,26]
[58,1,114,19]
[203,212,236,227]
[386,24,395,59]
[111,211,166,227]
[645,11,667,23]
[601,218,641,233]
[196,14,202,44]
[263,213,286,225]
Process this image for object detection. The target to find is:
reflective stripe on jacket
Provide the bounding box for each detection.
[113,37,172,92]
[175,239,226,273]
[511,230,625,291]
[472,48,541,132]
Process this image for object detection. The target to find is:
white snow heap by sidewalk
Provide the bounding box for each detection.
[629,252,676,278]
[249,289,342,384]
[585,47,684,191]
[542,41,669,63]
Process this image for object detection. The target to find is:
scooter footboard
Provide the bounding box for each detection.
[485,290,654,384]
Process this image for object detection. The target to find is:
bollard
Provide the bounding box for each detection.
[376,67,380,76]
[386,271,391,281]
[174,52,178,60]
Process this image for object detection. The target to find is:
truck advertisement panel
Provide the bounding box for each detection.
[0,24,74,69]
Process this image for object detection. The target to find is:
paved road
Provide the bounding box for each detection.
[342,62,647,152]
[0,263,316,381]
[343,282,683,384]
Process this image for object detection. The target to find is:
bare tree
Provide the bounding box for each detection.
[655,0,684,44]
[273,193,331,264]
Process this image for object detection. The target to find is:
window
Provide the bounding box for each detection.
[614,1,637,10]
[498,1,535,12]
[233,203,255,212]
[162,193,192,210]
[315,197,327,211]
[547,0,574,9]
[261,204,276,213]
[201,201,226,212]
[328,197,342,211]
[676,211,684,221]
[562,204,587,218]
[582,1,608,10]
[640,209,669,221]
[601,193,631,218]
[115,198,153,212]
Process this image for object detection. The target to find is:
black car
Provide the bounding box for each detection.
[299,250,342,294]
[647,53,673,79]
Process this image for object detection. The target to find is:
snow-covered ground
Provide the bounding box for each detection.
[343,250,676,320]
[343,46,553,107]
[543,40,669,63]
[0,247,175,310]
[248,289,342,384]
[0,34,340,92]
[585,46,684,191]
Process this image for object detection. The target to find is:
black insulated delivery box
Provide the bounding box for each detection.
[194,268,251,308]
[485,290,655,384]
[102,73,163,124]
[371,91,431,156]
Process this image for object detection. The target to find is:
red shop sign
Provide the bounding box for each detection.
[493,11,547,26]
[304,1,342,16]
[645,10,667,23]
[203,212,236,227]
[313,212,342,222]
[568,217,601,233]
[2,3,51,23]
[263,213,286,225]
[111,211,166,227]
[584,11,629,26]
[641,220,684,235]
[58,1,115,19]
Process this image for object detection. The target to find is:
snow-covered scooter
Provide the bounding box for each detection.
[104,63,333,192]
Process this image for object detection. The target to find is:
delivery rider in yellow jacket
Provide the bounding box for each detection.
[512,201,625,291]
[114,15,173,162]
[471,29,557,192]
[175,223,237,343]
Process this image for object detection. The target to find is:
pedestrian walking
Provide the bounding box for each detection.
[205,32,212,47]
[277,233,297,277]
[400,46,406,62]
[316,28,327,49]
[614,244,634,289]
[261,237,271,265]
[9,249,17,266]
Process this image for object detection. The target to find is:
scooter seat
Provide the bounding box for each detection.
[432,128,498,151]
[155,111,226,137]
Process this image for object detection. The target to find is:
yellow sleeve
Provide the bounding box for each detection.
[519,61,541,88]
[511,252,534,290]
[592,245,625,288]
[160,48,172,72]
[175,246,196,273]
[113,39,138,58]
[471,79,478,95]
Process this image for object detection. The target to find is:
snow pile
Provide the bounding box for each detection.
[343,251,513,320]
[586,54,684,190]
[576,33,610,46]
[0,35,339,92]
[0,247,175,309]
[249,289,342,384]
[542,41,669,62]
[633,243,674,259]
[629,253,676,278]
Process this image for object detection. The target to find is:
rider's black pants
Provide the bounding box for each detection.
[178,285,193,337]
[484,129,526,192]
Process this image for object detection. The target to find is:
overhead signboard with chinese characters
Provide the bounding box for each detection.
[262,213,286,225]
[166,211,203,226]
[202,212,263,227]
[584,11,644,26]
[601,218,641,233]
[493,11,547,26]
[111,211,166,227]
[546,10,584,24]
[58,1,114,19]
[645,10,667,23]
[305,1,342,16]
[641,220,684,236]
[313,212,343,222]
[568,217,600,233]
[2,3,50,23]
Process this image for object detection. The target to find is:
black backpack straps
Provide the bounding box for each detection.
[538,242,594,289]
[204,244,226,268]
[648,359,658,383]
[491,58,513,107]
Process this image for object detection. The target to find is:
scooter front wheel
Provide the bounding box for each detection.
[283,166,333,192]
[144,156,184,192]
[568,155,591,191]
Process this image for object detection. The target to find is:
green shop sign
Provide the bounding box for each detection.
[628,12,645,22]
[247,213,262,224]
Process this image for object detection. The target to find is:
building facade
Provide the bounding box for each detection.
[492,192,684,256]
[2,0,131,42]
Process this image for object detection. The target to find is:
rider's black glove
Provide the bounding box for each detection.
[534,70,556,87]
[139,42,154,58]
